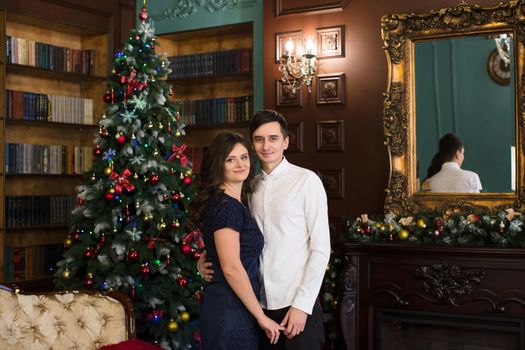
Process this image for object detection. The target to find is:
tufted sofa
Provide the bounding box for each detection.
[0,287,135,349]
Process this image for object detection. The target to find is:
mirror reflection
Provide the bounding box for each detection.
[415,33,515,193]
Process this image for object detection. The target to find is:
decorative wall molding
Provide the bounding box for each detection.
[317,120,344,151]
[152,0,255,21]
[276,0,350,17]
[318,169,345,199]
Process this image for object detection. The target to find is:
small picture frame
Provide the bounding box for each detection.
[317,169,345,199]
[286,122,303,153]
[317,73,345,104]
[317,25,345,59]
[275,30,302,63]
[317,120,344,151]
[276,80,302,107]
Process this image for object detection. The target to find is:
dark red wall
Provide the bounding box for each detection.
[264,0,501,224]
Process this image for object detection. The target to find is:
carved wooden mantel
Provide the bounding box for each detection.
[340,243,525,349]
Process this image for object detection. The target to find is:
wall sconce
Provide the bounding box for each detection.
[279,36,317,93]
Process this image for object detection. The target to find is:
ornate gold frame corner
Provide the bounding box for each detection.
[381,1,525,215]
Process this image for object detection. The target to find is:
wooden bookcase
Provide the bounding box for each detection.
[157,22,254,152]
[0,10,109,282]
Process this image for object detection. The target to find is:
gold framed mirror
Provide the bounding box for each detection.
[382,1,525,215]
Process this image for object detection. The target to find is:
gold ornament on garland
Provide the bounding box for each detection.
[64,237,73,247]
[416,218,427,228]
[398,229,409,240]
[62,268,70,279]
[104,167,112,176]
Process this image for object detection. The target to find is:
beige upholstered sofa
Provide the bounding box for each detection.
[0,287,135,349]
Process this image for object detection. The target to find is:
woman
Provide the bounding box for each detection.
[423,133,482,193]
[189,132,282,349]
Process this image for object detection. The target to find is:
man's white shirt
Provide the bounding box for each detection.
[249,158,330,314]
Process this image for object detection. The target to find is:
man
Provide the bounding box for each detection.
[199,110,330,349]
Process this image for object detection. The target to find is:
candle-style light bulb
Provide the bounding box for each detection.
[305,36,314,54]
[285,38,294,55]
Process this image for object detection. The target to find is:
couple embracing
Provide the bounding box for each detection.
[189,110,330,350]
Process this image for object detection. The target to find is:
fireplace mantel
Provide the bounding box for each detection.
[340,244,525,349]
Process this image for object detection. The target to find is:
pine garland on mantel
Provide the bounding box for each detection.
[346,209,525,248]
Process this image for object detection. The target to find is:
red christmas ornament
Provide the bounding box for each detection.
[192,251,201,260]
[71,230,80,241]
[183,176,192,185]
[181,244,192,255]
[93,147,102,157]
[163,194,169,202]
[149,173,160,185]
[76,197,85,206]
[128,249,139,261]
[178,276,188,287]
[103,91,112,103]
[135,34,140,40]
[139,6,148,21]
[171,192,180,202]
[150,44,155,49]
[105,190,115,201]
[194,290,201,302]
[84,247,95,258]
[170,168,175,175]
[84,274,94,288]
[141,263,150,277]
[116,132,126,144]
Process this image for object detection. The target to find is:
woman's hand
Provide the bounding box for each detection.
[257,315,284,344]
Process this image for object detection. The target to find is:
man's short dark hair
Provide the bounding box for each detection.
[249,109,288,139]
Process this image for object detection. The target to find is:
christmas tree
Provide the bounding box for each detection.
[55,5,203,349]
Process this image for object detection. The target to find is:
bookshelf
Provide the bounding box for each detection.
[157,22,254,171]
[0,10,109,282]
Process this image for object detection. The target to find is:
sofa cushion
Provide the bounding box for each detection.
[0,289,130,349]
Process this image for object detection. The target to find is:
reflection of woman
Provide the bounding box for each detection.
[188,132,282,349]
[423,133,482,193]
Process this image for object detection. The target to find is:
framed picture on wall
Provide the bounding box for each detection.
[275,30,302,63]
[276,80,302,107]
[316,25,345,59]
[317,120,344,151]
[286,122,303,153]
[317,73,345,104]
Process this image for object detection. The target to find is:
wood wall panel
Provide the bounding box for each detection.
[264,0,500,224]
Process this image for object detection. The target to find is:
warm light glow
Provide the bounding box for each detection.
[278,35,318,93]
[305,36,314,54]
[285,38,294,55]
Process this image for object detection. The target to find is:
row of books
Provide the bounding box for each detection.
[6,144,93,175]
[6,195,75,229]
[174,95,253,126]
[6,90,94,124]
[6,36,97,76]
[167,48,251,80]
[186,146,204,174]
[4,245,65,282]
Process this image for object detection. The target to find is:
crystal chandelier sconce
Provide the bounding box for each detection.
[279,36,317,93]
[494,33,511,65]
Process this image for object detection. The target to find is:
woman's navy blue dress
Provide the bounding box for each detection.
[200,194,264,350]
